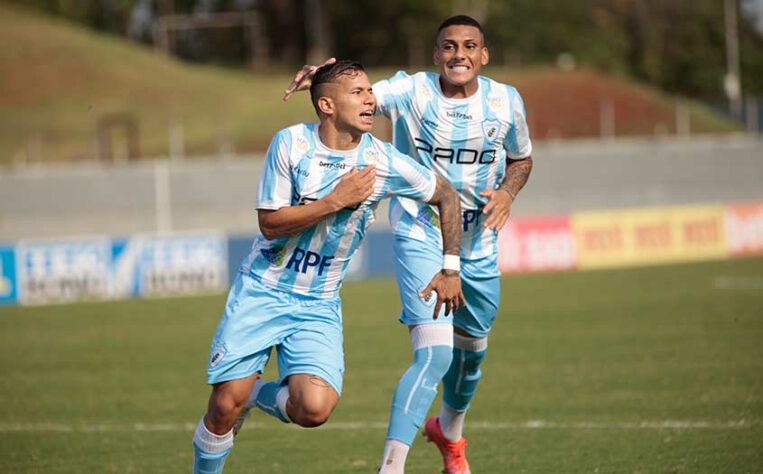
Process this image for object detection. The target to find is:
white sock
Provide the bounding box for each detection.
[193,417,234,453]
[248,379,266,405]
[275,386,291,422]
[439,404,466,441]
[379,439,410,473]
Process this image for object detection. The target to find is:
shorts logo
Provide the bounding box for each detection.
[481,120,502,143]
[416,205,441,230]
[418,285,437,307]
[295,136,310,154]
[363,148,380,165]
[209,343,227,368]
[488,96,503,112]
[260,246,286,265]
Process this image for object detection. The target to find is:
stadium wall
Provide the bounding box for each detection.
[1,201,762,307]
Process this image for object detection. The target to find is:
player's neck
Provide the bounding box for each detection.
[438,76,479,99]
[318,122,363,151]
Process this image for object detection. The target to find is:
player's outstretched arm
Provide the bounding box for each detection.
[420,176,466,319]
[282,57,337,101]
[258,166,375,239]
[481,156,533,231]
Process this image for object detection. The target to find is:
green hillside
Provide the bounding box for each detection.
[0,3,737,165]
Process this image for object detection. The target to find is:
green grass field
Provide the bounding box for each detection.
[1,258,762,473]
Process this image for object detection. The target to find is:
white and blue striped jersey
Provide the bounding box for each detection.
[375,71,532,259]
[241,123,436,299]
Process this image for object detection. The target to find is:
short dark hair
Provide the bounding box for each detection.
[309,60,365,115]
[437,14,484,39]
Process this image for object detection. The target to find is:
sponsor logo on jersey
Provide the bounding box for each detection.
[447,111,473,120]
[416,205,441,230]
[260,246,286,265]
[295,136,310,154]
[319,161,349,170]
[292,163,310,178]
[481,120,502,143]
[285,247,334,276]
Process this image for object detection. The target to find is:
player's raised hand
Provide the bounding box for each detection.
[420,269,465,319]
[480,188,513,231]
[283,57,337,101]
[328,166,376,210]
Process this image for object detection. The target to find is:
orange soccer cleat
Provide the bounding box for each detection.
[423,417,471,474]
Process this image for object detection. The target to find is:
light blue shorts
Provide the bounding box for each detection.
[394,236,500,338]
[206,272,344,395]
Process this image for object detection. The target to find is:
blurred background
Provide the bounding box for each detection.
[0,0,762,303]
[0,4,762,472]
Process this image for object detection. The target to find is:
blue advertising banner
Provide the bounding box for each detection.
[16,238,111,305]
[0,245,17,305]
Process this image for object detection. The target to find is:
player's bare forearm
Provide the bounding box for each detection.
[258,200,340,240]
[499,156,533,200]
[427,176,462,257]
[259,167,375,239]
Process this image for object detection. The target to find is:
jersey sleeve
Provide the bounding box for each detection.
[383,143,437,202]
[504,87,533,159]
[256,129,293,210]
[373,71,415,119]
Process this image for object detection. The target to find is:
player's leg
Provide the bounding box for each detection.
[379,237,454,473]
[253,294,344,427]
[435,256,499,445]
[193,273,287,473]
[194,375,257,474]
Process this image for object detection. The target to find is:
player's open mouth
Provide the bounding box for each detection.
[360,110,374,124]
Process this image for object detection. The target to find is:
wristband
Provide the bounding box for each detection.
[502,186,516,200]
[443,254,460,272]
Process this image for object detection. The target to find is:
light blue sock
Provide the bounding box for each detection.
[254,381,291,423]
[443,344,487,411]
[192,418,233,474]
[386,342,453,444]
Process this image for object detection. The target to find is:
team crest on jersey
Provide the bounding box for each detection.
[487,96,503,112]
[416,205,441,230]
[295,136,310,154]
[260,246,286,265]
[363,148,380,165]
[481,120,502,143]
[421,85,433,101]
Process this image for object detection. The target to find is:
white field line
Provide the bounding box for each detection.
[0,420,758,433]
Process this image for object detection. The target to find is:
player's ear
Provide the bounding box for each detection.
[481,46,489,66]
[317,96,334,116]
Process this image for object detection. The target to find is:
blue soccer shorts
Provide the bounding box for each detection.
[393,236,500,338]
[206,272,345,395]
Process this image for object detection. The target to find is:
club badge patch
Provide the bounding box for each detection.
[481,120,502,143]
[209,343,227,368]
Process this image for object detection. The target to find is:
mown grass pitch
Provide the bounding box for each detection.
[1,258,761,473]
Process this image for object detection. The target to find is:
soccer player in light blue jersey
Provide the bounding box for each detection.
[192,60,465,474]
[284,15,533,474]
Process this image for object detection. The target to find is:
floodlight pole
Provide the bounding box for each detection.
[724,0,742,120]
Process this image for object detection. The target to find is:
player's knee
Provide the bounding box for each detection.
[427,344,454,377]
[208,387,247,422]
[291,399,335,427]
[410,324,454,378]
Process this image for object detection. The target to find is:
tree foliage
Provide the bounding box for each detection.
[6,0,763,98]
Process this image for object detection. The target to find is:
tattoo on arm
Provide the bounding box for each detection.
[499,156,533,200]
[430,176,462,256]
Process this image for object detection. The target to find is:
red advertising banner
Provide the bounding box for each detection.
[498,216,577,273]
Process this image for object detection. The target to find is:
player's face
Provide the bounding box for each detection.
[330,71,377,134]
[433,25,488,88]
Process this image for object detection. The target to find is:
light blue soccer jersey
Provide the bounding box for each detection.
[374,71,532,259]
[240,122,436,299]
